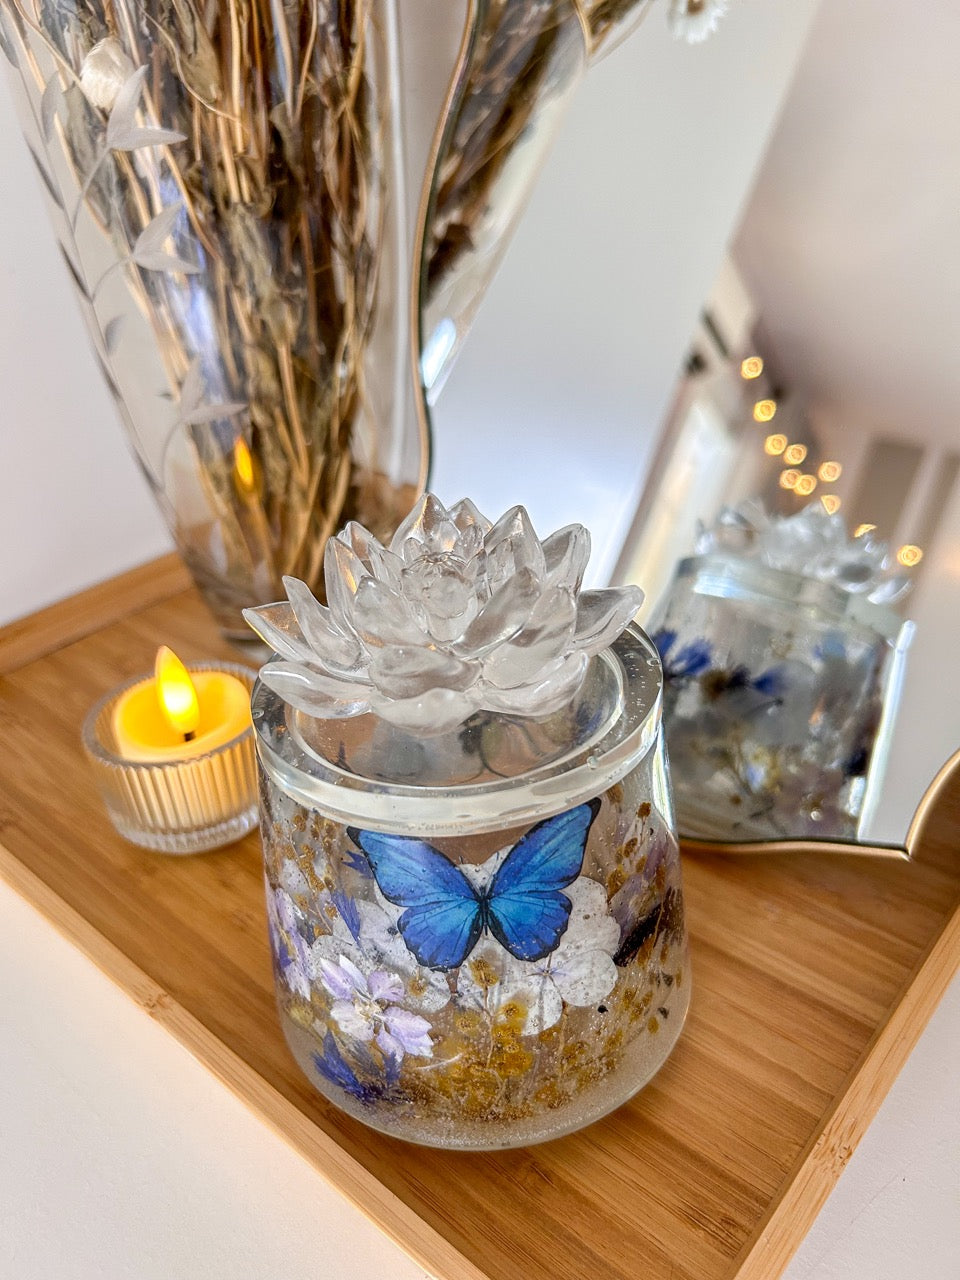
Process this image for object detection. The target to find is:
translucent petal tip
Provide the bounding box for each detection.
[250,493,648,732]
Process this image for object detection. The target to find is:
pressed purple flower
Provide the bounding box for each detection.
[318,954,433,1062]
[751,668,786,698]
[265,882,313,1002]
[331,889,362,942]
[312,1034,380,1104]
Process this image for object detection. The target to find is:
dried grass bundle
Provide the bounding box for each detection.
[2,0,414,632]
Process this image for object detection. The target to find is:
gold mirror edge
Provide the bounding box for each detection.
[904,746,960,853]
[679,836,910,861]
[408,0,481,485]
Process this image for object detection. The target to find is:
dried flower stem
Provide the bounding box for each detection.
[6,0,413,631]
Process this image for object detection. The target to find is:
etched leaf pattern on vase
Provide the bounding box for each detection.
[1,0,420,641]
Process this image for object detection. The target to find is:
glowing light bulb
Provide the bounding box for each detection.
[753,399,777,423]
[854,523,877,538]
[740,356,764,380]
[783,443,807,466]
[155,646,200,738]
[779,469,801,490]
[818,460,842,483]
[897,544,923,567]
[794,474,817,496]
[820,494,841,515]
[764,433,787,456]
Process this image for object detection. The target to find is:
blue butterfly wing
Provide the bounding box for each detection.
[485,800,600,962]
[397,896,484,972]
[346,827,482,970]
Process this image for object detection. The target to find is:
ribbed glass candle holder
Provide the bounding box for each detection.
[82,662,258,854]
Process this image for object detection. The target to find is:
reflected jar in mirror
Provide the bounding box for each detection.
[650,553,914,842]
[253,625,689,1149]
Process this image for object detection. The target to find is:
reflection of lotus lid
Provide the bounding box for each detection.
[244,494,644,736]
[694,499,914,606]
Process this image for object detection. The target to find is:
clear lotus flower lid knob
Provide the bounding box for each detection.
[244,495,644,736]
[694,499,914,605]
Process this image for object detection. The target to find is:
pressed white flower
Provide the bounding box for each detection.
[245,493,643,735]
[667,0,728,44]
[456,876,620,1035]
[79,37,135,111]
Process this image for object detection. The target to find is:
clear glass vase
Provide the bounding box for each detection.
[0,0,424,646]
[651,553,915,841]
[253,623,689,1149]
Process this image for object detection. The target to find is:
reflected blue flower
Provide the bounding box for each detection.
[652,629,713,681]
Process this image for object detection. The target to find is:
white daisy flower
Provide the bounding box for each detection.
[667,0,728,44]
[456,877,619,1035]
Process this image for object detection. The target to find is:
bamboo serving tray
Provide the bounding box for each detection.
[1,557,958,1280]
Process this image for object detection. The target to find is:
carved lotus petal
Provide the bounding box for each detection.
[368,646,479,700]
[260,662,372,719]
[246,495,645,734]
[482,586,577,689]
[542,524,591,592]
[695,500,916,606]
[574,587,646,655]
[455,566,542,658]
[350,577,428,649]
[282,576,362,670]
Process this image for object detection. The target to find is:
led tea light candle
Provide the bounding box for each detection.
[83,648,258,854]
[112,646,251,761]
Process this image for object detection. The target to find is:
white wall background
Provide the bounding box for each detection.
[0,0,821,623]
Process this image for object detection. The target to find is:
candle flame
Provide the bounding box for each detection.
[233,438,256,495]
[155,646,200,736]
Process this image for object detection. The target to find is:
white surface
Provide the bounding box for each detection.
[1,874,957,1280]
[0,879,432,1280]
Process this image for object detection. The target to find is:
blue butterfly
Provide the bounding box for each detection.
[346,800,600,971]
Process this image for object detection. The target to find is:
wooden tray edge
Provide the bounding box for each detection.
[0,840,487,1280]
[732,892,960,1279]
[0,552,191,675]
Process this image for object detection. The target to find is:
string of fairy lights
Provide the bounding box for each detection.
[739,356,923,569]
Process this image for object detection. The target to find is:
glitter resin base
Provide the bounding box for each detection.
[253,624,689,1149]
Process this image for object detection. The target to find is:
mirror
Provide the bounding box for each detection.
[412,0,652,443]
[417,0,959,853]
[613,0,960,851]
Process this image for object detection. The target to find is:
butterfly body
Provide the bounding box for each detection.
[347,800,601,970]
